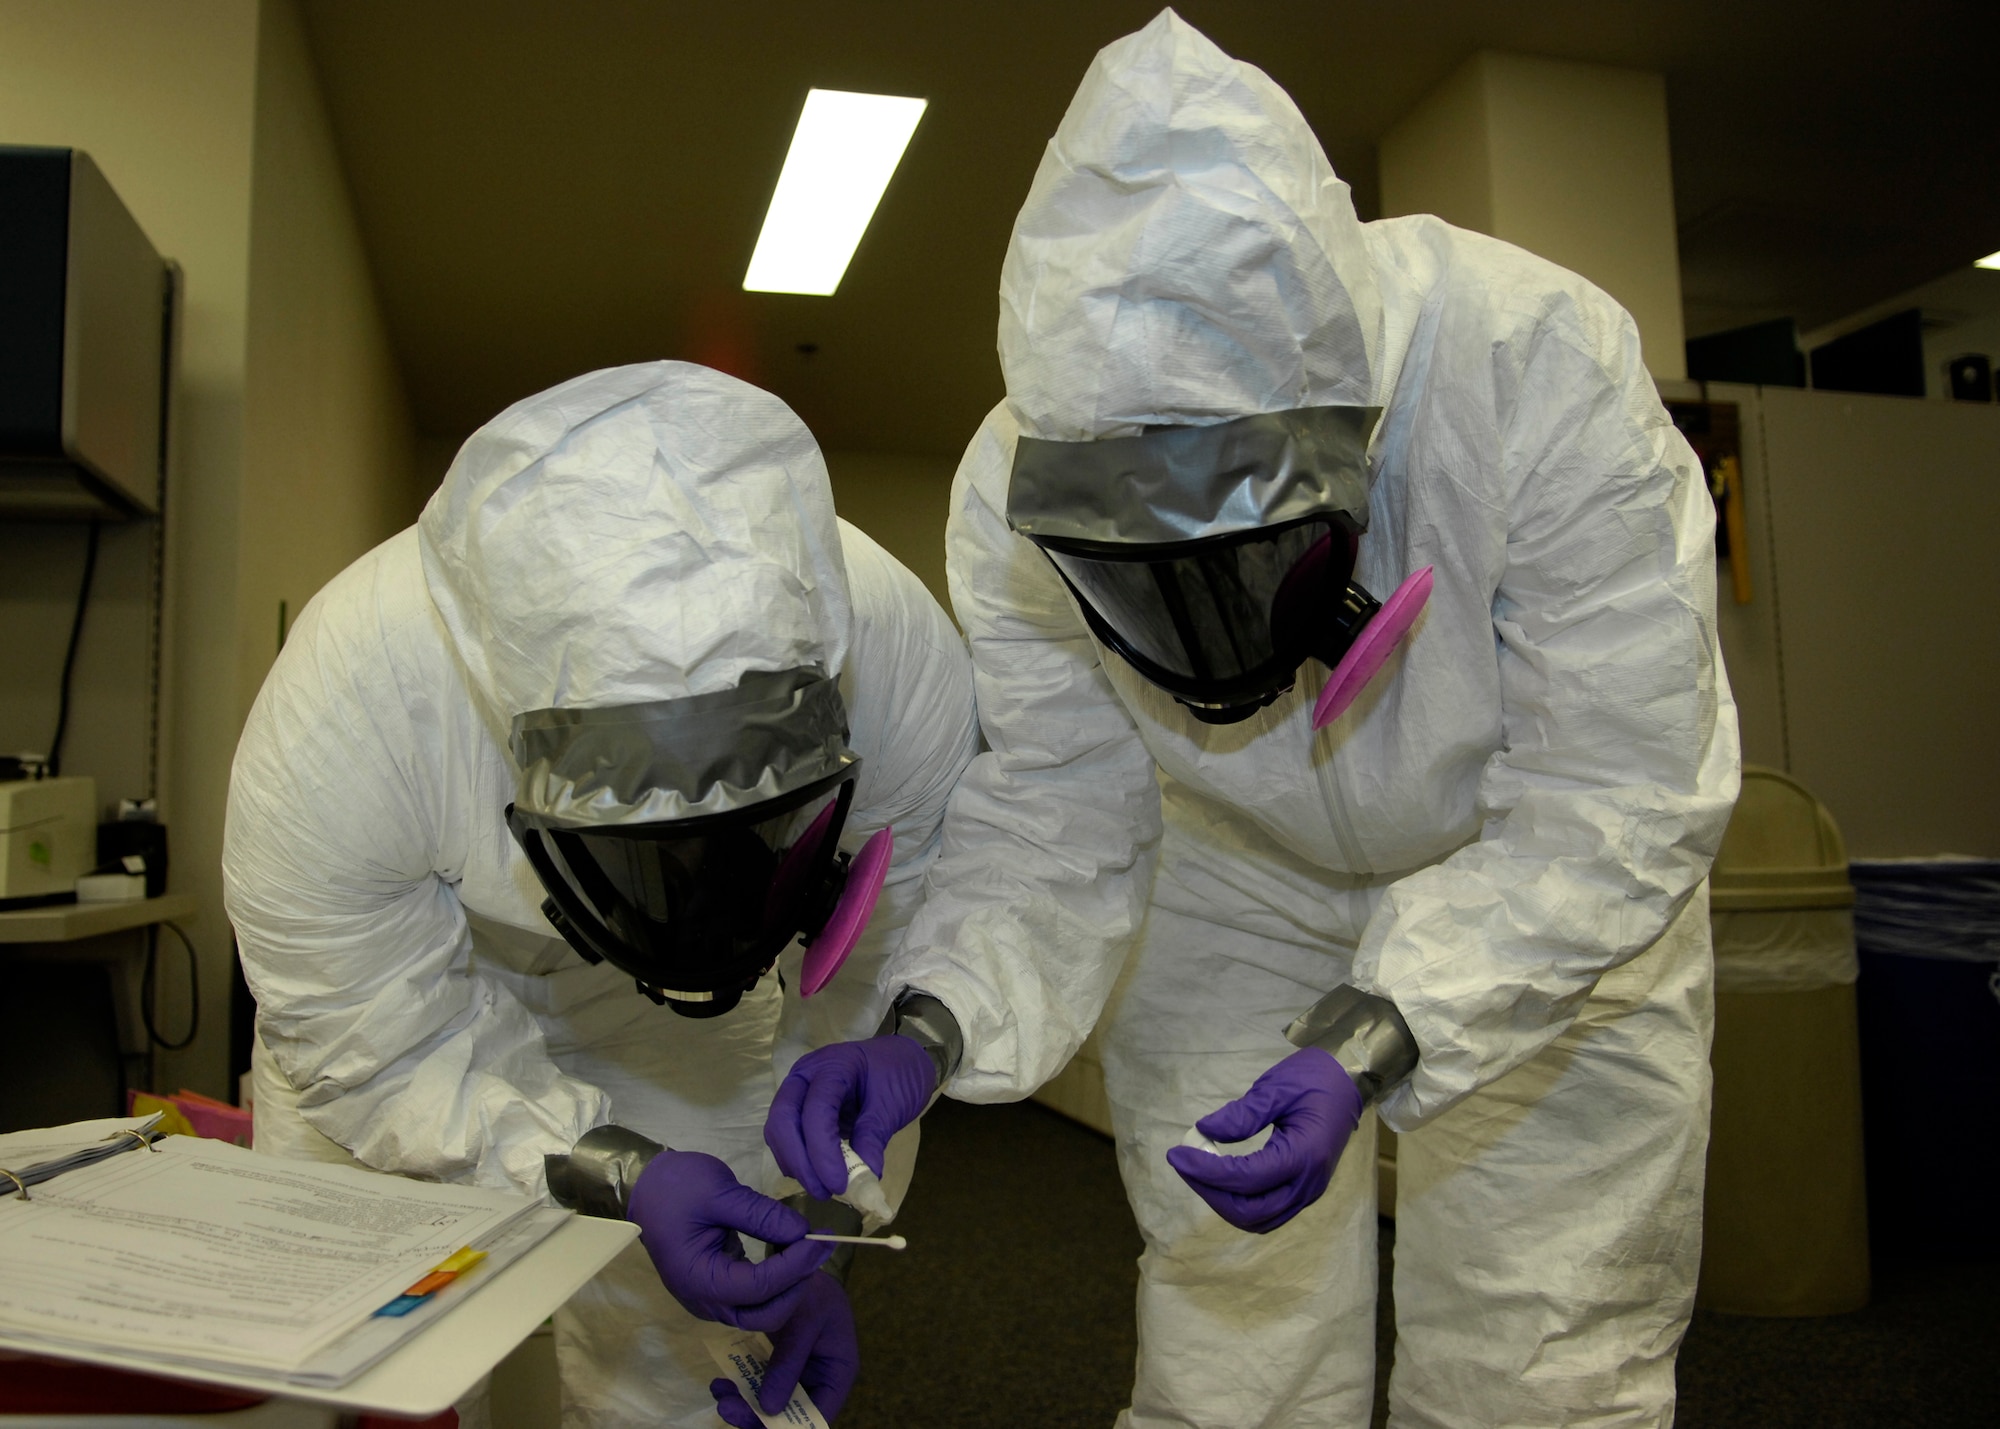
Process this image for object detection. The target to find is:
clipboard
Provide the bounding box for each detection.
[0,1120,639,1416]
[0,1214,636,1416]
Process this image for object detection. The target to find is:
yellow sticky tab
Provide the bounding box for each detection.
[434,1246,486,1275]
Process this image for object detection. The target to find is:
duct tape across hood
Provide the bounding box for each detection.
[1007,405,1379,547]
[511,666,857,826]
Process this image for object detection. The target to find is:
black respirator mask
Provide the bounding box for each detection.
[504,667,892,1018]
[1008,407,1432,727]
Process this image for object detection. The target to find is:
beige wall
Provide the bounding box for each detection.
[0,518,163,812]
[1381,52,1687,382]
[412,433,465,511]
[1706,385,1788,772]
[239,0,418,710]
[0,0,260,1101]
[1707,383,2000,856]
[822,449,957,618]
[0,0,415,1098]
[1377,55,1496,235]
[0,0,260,810]
[1755,388,1999,856]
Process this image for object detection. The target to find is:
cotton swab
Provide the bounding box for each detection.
[805,1232,907,1250]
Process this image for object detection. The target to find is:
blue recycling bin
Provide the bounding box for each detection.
[1850,859,2000,1260]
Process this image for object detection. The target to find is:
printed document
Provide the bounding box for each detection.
[0,1115,163,1190]
[0,1135,552,1380]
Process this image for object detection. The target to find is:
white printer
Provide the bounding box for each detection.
[0,774,97,906]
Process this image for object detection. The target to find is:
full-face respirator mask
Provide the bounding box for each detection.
[1007,406,1431,727]
[505,666,891,1017]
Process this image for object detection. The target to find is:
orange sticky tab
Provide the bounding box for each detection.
[401,1246,487,1296]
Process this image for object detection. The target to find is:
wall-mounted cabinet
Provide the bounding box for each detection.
[0,146,172,521]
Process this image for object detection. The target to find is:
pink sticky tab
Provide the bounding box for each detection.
[1312,566,1433,730]
[800,826,894,997]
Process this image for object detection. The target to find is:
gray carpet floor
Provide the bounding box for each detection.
[841,1097,1997,1428]
[840,1094,1142,1424]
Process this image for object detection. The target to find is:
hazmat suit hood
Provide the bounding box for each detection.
[418,361,852,789]
[999,8,1382,441]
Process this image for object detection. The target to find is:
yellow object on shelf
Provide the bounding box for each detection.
[128,1092,197,1139]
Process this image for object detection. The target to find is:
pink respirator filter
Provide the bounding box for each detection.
[1311,566,1434,730]
[800,825,894,997]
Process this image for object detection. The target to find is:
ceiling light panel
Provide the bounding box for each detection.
[744,89,927,296]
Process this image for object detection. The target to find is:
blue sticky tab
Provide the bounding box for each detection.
[374,1294,428,1318]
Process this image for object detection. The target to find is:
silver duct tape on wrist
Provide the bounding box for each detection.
[1283,985,1418,1105]
[545,1124,665,1219]
[877,991,965,1088]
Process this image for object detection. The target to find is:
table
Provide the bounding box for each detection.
[0,896,200,1127]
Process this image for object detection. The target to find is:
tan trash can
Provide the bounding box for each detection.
[1699,766,1870,1315]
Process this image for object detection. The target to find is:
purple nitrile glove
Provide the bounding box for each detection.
[765,1035,938,1200]
[708,1269,859,1427]
[626,1149,831,1330]
[1164,1046,1364,1235]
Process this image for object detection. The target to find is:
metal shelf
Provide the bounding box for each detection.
[0,894,197,944]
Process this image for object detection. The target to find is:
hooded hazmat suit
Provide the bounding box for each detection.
[224,363,977,1428]
[880,14,1739,1428]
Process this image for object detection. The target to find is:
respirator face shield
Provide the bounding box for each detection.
[1008,406,1429,727]
[503,667,892,1017]
[507,771,868,1016]
[1034,516,1379,722]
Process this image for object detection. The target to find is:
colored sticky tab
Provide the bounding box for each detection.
[433,1247,486,1275]
[375,1246,488,1316]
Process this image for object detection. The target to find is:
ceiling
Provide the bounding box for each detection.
[300,0,2000,456]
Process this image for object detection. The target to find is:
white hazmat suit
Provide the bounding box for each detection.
[225,363,977,1428]
[887,14,1740,1427]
